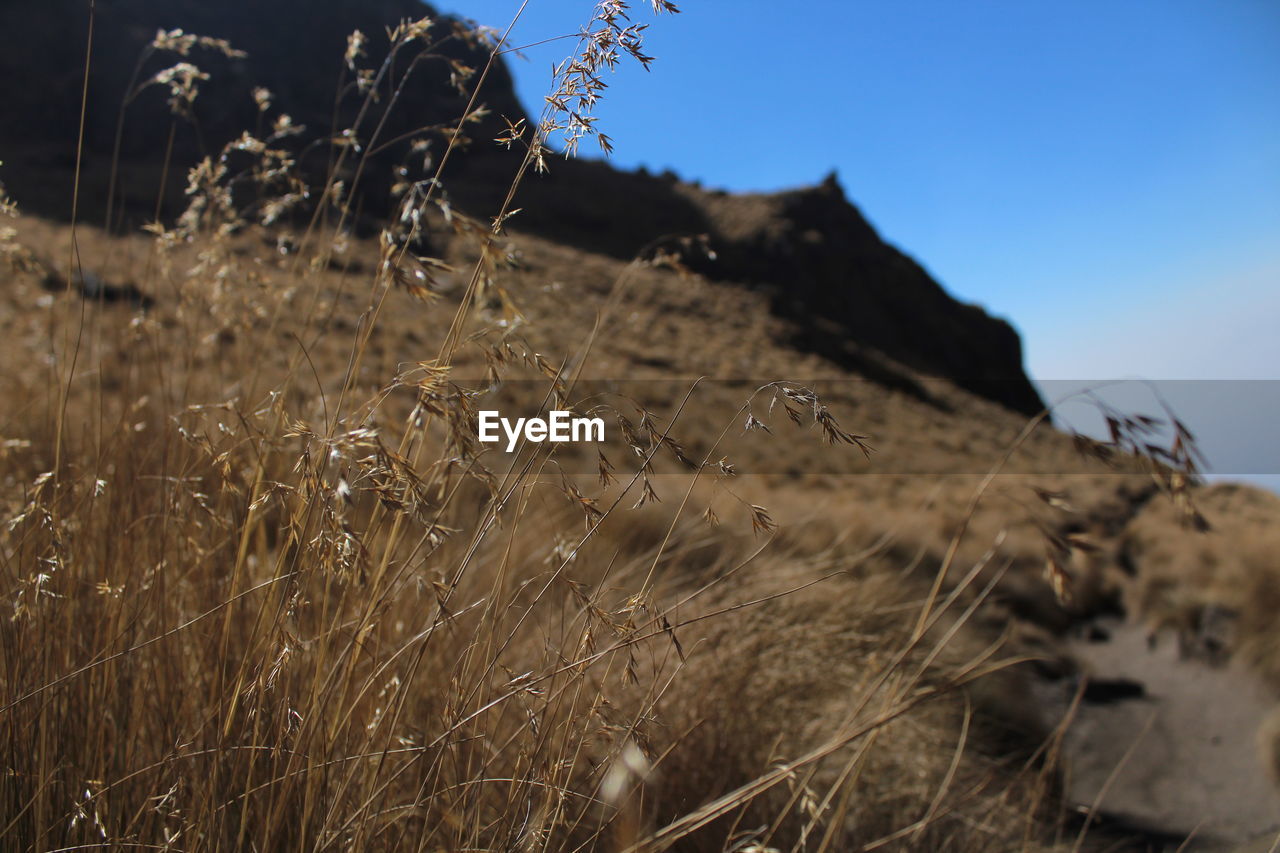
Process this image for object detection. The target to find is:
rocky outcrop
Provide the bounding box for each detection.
[680,175,1044,415]
[0,0,524,224]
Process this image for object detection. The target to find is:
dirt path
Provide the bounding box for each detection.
[1036,617,1280,851]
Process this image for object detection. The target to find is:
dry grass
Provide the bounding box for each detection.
[1122,482,1280,682]
[0,3,1255,851]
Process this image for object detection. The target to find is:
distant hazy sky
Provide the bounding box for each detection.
[441,0,1279,482]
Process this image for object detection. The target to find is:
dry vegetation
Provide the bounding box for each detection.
[0,3,1271,851]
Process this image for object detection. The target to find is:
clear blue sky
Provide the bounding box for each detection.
[443,1,1280,482]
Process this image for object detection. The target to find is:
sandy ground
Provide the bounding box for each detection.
[1037,617,1280,851]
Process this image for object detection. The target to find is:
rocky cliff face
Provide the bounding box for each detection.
[677,176,1044,415]
[0,0,1042,415]
[0,0,525,221]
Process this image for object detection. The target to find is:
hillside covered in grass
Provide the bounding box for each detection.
[1,1,1278,850]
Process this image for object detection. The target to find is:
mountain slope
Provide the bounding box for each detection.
[0,0,1040,414]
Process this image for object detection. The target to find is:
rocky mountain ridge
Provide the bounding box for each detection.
[0,0,1043,414]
